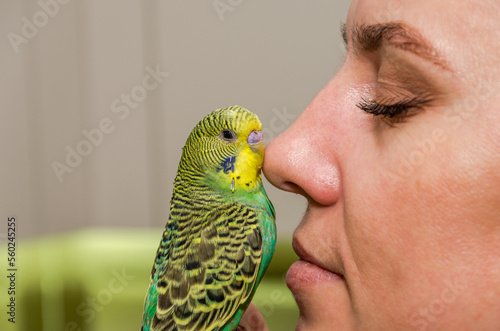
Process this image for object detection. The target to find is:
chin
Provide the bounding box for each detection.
[286,260,353,330]
[292,297,354,331]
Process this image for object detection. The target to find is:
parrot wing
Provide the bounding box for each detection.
[150,201,263,331]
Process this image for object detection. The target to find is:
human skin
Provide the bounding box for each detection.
[252,0,500,330]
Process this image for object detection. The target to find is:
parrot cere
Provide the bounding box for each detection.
[141,106,277,331]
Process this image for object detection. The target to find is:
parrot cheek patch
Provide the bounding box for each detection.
[217,156,236,174]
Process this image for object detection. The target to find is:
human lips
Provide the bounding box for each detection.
[286,236,352,330]
[286,237,345,290]
[286,259,344,288]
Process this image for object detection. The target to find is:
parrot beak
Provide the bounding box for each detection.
[247,130,264,153]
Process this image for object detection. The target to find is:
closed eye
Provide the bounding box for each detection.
[357,97,427,121]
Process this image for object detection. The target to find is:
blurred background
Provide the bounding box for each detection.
[1,1,349,330]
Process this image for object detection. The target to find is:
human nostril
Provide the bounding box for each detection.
[282,181,300,192]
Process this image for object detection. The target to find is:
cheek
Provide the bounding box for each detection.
[341,109,500,324]
[346,116,473,263]
[338,117,440,296]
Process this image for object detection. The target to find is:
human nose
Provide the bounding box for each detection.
[263,87,342,206]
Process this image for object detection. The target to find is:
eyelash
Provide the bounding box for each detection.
[356,97,424,120]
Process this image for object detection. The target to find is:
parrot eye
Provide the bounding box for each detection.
[220,129,237,142]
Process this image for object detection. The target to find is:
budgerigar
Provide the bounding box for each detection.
[141,106,276,331]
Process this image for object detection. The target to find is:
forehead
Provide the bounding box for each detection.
[194,106,262,136]
[346,0,500,81]
[217,107,260,124]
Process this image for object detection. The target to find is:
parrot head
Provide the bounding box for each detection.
[178,105,265,194]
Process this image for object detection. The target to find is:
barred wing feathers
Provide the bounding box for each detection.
[150,201,263,331]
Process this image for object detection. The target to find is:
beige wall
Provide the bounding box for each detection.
[1,1,350,238]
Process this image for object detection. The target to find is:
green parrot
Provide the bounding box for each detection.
[141,105,277,331]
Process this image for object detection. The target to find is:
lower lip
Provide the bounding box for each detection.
[286,260,344,289]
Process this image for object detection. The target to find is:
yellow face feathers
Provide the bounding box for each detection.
[178,106,265,194]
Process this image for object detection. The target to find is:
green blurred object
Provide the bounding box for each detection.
[0,228,298,331]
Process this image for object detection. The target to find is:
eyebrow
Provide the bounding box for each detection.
[341,22,451,71]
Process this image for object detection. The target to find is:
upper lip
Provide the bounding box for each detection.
[292,233,346,278]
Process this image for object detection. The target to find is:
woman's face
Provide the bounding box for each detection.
[264,0,500,329]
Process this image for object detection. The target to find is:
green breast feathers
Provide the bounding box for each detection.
[141,106,277,331]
